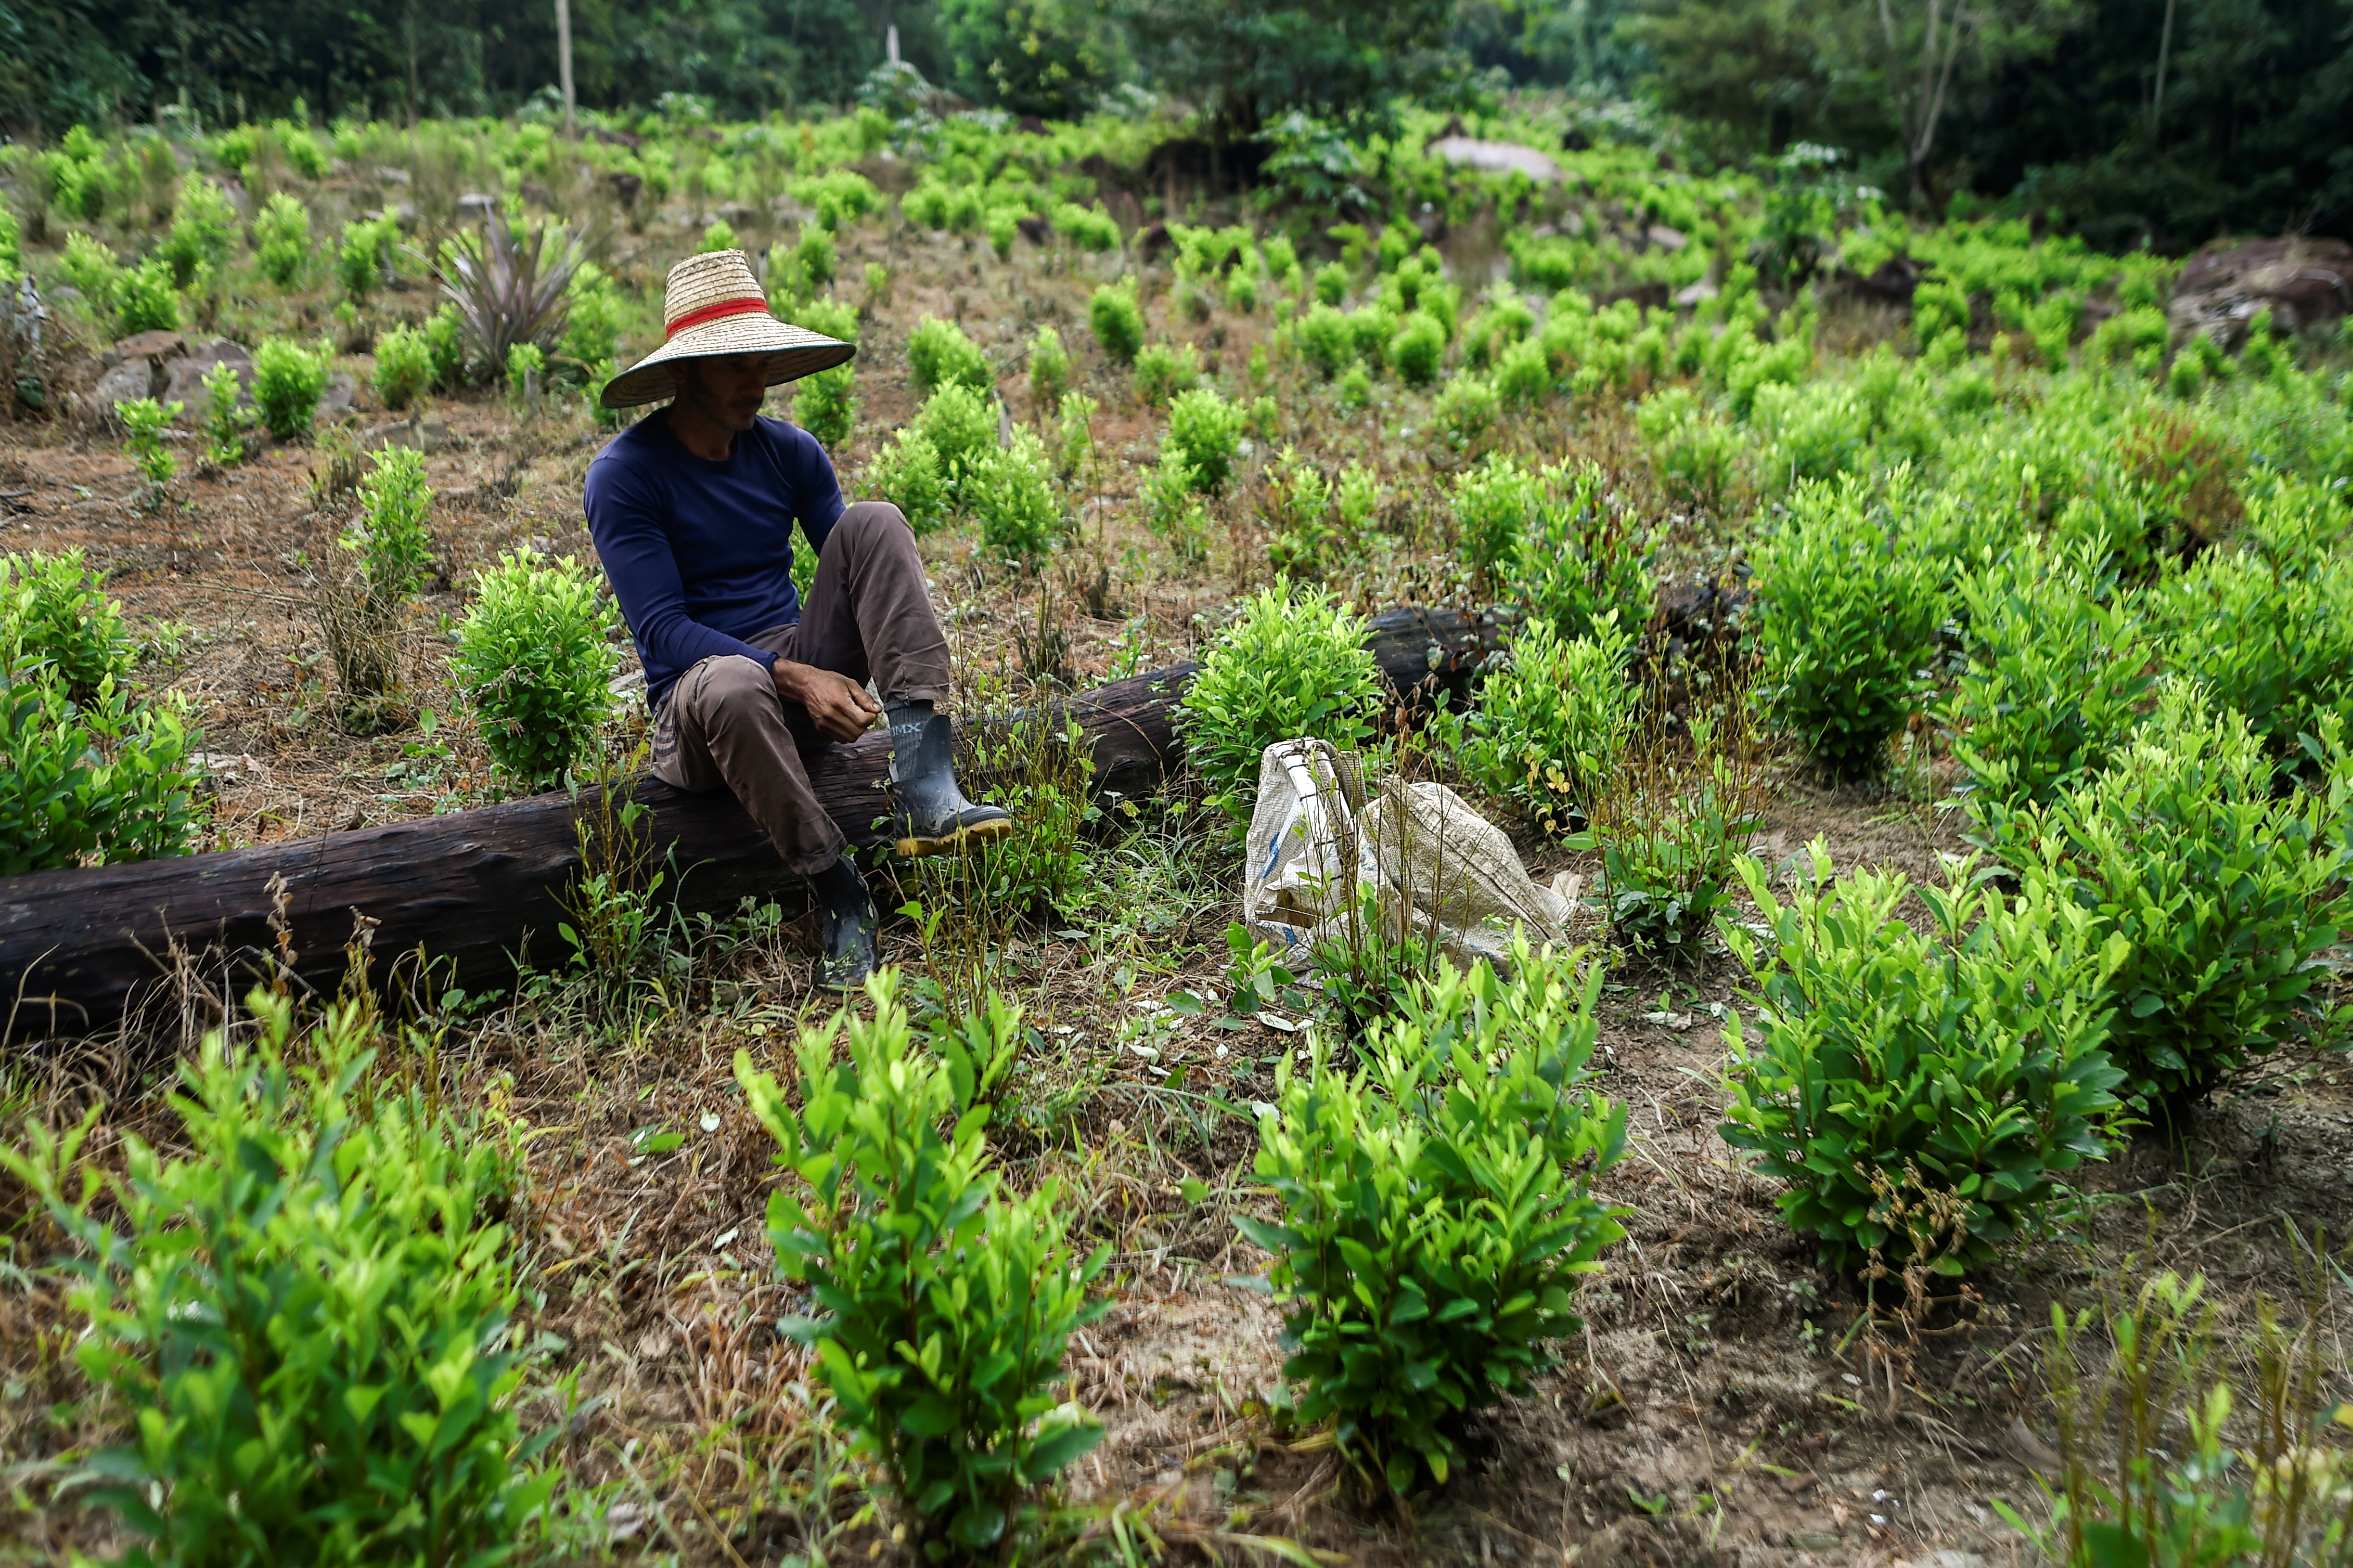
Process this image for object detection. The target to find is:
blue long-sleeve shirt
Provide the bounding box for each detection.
[582,413,846,711]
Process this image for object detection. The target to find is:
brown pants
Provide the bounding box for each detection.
[650,501,949,875]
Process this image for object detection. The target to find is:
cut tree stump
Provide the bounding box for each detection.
[0,606,1495,1039]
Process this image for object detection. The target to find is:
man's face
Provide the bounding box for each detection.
[671,353,774,431]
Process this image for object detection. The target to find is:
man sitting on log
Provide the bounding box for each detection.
[584,251,1010,992]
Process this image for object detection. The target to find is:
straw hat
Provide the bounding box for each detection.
[599,250,854,410]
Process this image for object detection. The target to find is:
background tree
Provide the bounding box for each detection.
[1957,0,2353,245]
[0,0,143,135]
[1117,0,1467,137]
[0,0,948,132]
[1621,0,1837,153]
[1843,0,2081,201]
[1453,0,1651,95]
[940,0,1129,118]
[1622,0,2348,238]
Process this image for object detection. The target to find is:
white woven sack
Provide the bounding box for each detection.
[1241,738,1365,968]
[1356,775,1574,970]
[1241,738,1578,977]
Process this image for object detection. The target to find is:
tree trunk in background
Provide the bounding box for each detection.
[556,0,576,136]
[2150,0,2177,144]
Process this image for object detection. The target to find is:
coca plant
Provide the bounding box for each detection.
[1241,938,1627,1493]
[1,990,560,1561]
[1984,683,2353,1104]
[1720,844,2129,1275]
[451,550,616,791]
[1751,475,1943,779]
[1176,579,1383,822]
[737,974,1108,1554]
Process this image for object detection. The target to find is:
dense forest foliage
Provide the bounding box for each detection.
[1,0,2347,243]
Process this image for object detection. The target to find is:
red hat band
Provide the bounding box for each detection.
[664,296,773,341]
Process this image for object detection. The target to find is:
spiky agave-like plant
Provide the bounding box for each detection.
[433,214,584,384]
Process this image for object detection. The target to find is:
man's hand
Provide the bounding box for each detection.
[771,659,882,743]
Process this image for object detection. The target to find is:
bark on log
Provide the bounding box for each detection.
[0,607,1494,1040]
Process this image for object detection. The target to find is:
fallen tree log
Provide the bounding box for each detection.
[0,606,1496,1040]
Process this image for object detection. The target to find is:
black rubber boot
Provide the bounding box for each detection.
[808,854,877,993]
[886,704,1014,858]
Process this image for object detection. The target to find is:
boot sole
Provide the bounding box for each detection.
[893,816,1017,859]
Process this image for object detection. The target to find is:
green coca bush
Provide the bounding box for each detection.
[1162,386,1244,492]
[865,429,946,532]
[738,974,1108,1553]
[1992,683,2353,1102]
[1450,452,1538,592]
[0,548,135,699]
[1752,477,1943,777]
[1450,615,1635,837]
[1509,461,1656,644]
[1944,536,2153,819]
[1721,845,2128,1274]
[114,258,181,335]
[1050,201,1120,252]
[1178,581,1382,819]
[335,211,400,301]
[252,191,312,287]
[967,426,1060,565]
[252,337,331,440]
[906,314,993,397]
[371,323,433,412]
[343,445,435,601]
[1386,309,1446,385]
[1087,281,1144,362]
[914,381,995,495]
[1028,323,1069,409]
[158,171,237,287]
[1132,340,1199,406]
[452,551,617,790]
[5,990,559,1561]
[0,670,205,874]
[1297,303,1356,380]
[1243,937,1626,1492]
[2154,548,2353,761]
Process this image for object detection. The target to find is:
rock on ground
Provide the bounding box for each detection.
[163,339,257,418]
[2168,235,2353,347]
[1426,137,1564,184]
